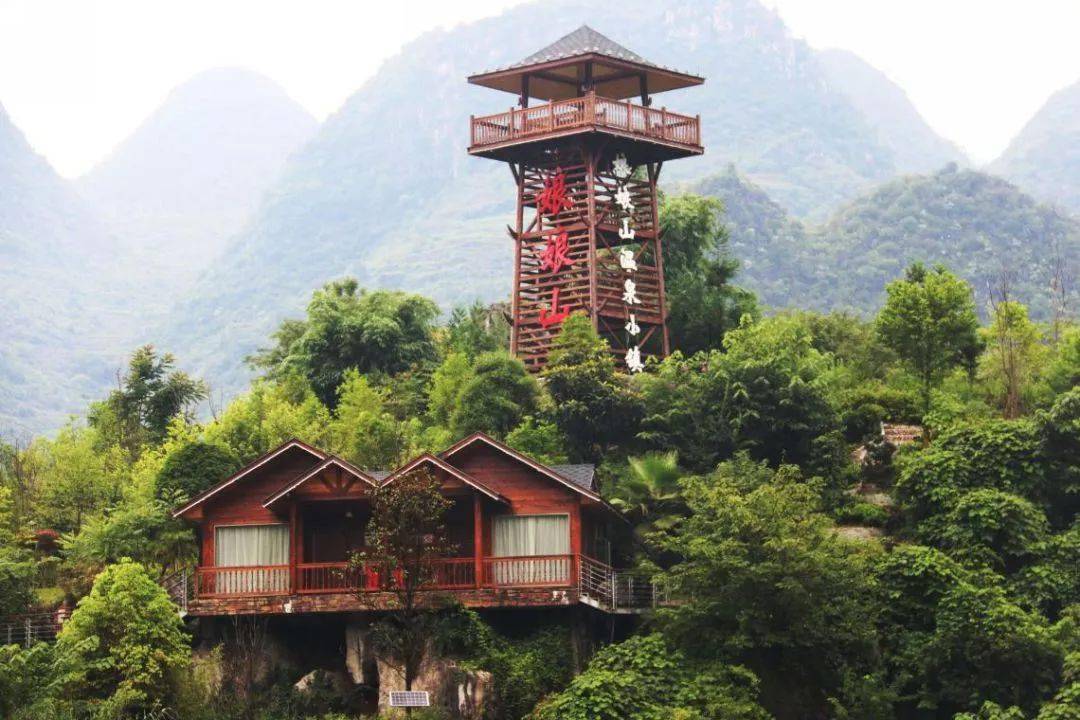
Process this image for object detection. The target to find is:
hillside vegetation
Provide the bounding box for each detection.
[991,79,1080,215]
[2,197,1079,717]
[698,164,1080,317]
[153,0,962,403]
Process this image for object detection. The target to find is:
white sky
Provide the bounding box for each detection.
[0,0,1077,177]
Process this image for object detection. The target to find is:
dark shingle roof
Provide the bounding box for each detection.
[510,25,657,70]
[551,464,597,492]
[364,464,596,492]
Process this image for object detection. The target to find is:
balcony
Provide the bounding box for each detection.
[171,555,657,615]
[469,93,702,160]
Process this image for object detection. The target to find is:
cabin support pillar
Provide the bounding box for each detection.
[473,494,483,588]
[289,502,298,593]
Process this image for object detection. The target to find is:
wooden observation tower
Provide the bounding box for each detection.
[468,25,704,373]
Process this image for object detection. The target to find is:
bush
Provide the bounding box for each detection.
[530,634,768,720]
[55,559,190,714]
[0,548,35,615]
[834,501,890,528]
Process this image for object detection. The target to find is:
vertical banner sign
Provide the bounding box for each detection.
[612,153,644,372]
[536,167,573,331]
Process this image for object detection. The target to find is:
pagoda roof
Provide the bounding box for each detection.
[469,25,702,101]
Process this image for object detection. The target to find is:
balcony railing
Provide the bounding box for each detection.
[188,555,660,610]
[470,93,701,151]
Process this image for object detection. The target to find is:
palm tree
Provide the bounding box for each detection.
[610,452,684,537]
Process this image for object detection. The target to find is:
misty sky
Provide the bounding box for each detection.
[0,0,1077,177]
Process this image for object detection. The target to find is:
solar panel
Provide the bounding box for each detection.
[389,690,431,707]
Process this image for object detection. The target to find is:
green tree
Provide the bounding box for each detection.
[504,417,569,465]
[0,548,35,616]
[656,459,879,715]
[89,345,208,451]
[542,313,643,461]
[637,316,839,473]
[354,469,453,695]
[249,279,439,407]
[923,582,1059,714]
[981,300,1046,418]
[876,263,980,414]
[328,370,410,468]
[532,634,769,720]
[449,352,539,439]
[443,301,510,358]
[35,425,121,533]
[56,559,190,714]
[940,489,1049,572]
[894,419,1046,527]
[608,452,684,540]
[64,498,196,581]
[426,352,474,430]
[155,440,240,502]
[202,377,331,462]
[1037,651,1080,719]
[660,194,758,355]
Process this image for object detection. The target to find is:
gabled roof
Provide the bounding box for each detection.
[173,438,326,518]
[551,464,597,493]
[382,453,508,504]
[469,25,703,101]
[440,432,602,502]
[512,25,655,70]
[263,455,379,508]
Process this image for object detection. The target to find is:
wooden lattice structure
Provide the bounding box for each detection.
[468,26,705,372]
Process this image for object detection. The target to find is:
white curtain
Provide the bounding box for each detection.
[215,524,289,593]
[491,515,570,584]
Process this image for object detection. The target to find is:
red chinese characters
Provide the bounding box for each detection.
[539,231,573,274]
[534,167,574,330]
[536,168,572,217]
[538,287,570,328]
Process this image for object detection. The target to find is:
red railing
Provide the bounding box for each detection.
[195,565,290,597]
[483,554,574,587]
[195,556,576,597]
[470,93,701,150]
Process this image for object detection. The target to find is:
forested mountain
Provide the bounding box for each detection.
[0,104,131,433]
[698,165,1080,316]
[990,79,1080,215]
[158,0,960,399]
[816,49,968,174]
[78,68,317,304]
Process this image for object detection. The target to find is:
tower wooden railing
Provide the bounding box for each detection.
[470,93,701,151]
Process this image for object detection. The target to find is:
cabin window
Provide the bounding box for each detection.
[491,514,570,584]
[214,524,289,593]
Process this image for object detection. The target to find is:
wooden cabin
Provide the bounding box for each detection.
[173,432,651,616]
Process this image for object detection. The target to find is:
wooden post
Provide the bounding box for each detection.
[289,502,298,593]
[473,494,483,588]
[649,162,670,356]
[585,146,599,328]
[510,164,524,356]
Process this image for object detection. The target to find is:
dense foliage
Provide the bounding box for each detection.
[2,191,1079,719]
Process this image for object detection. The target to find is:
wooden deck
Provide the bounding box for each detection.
[469,93,702,159]
[172,555,655,616]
